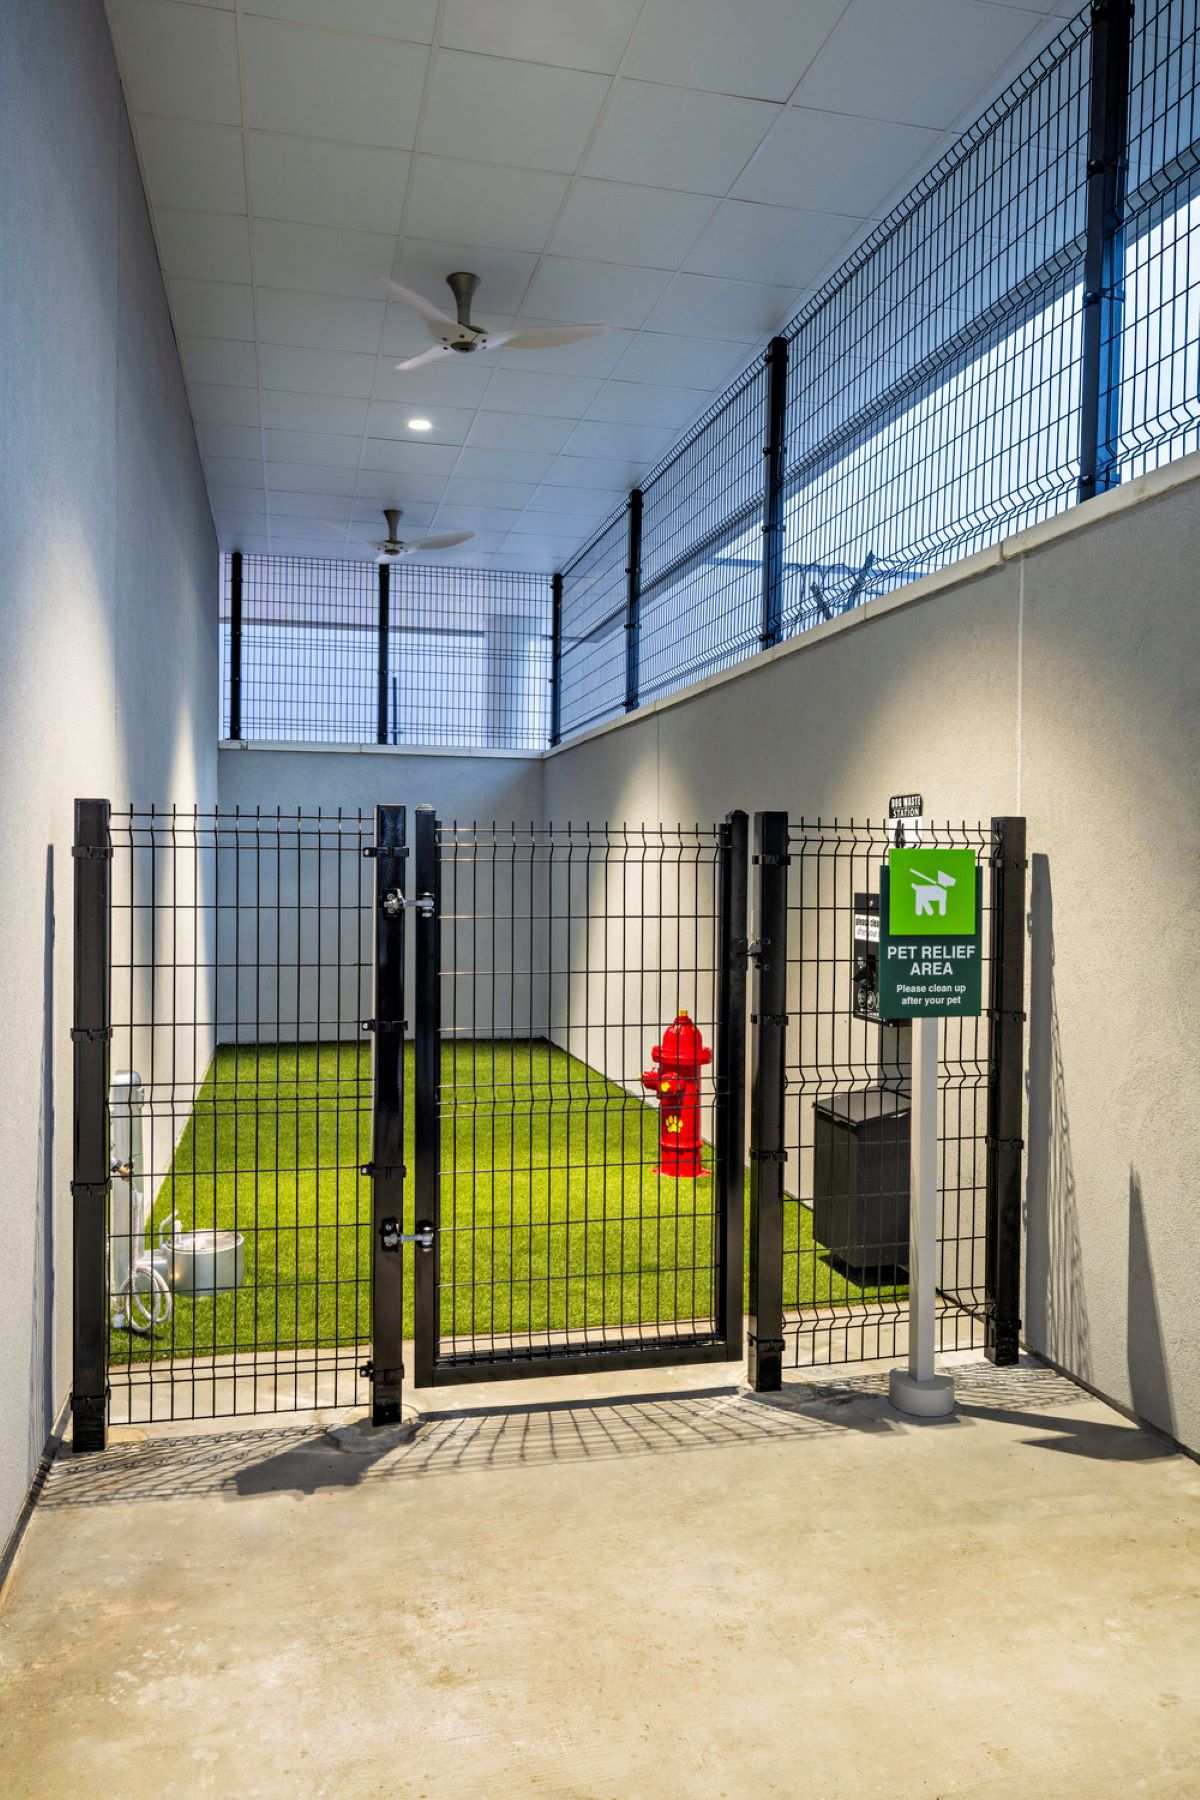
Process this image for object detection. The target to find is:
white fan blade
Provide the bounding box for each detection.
[378,278,459,333]
[489,325,609,351]
[405,531,475,554]
[394,344,455,372]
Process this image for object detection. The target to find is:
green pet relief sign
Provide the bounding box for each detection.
[878,847,981,1019]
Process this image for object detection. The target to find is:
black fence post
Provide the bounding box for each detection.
[1077,0,1133,502]
[715,809,749,1356]
[986,815,1027,1366]
[377,562,391,745]
[624,487,643,713]
[71,798,111,1453]
[748,810,789,1391]
[411,804,440,1389]
[228,549,243,741]
[549,571,563,748]
[761,335,789,650]
[369,803,407,1423]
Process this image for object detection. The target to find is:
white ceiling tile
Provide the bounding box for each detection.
[367,403,476,445]
[372,356,493,409]
[109,0,241,125]
[217,531,273,552]
[521,259,670,331]
[562,420,674,463]
[465,412,573,455]
[256,288,385,353]
[483,369,604,419]
[683,199,862,290]
[541,454,641,490]
[392,240,538,318]
[252,218,399,298]
[548,180,715,270]
[355,469,448,503]
[439,0,641,73]
[793,0,1040,130]
[168,277,255,341]
[259,342,378,397]
[406,158,569,254]
[204,455,265,488]
[241,17,428,151]
[587,380,708,430]
[494,324,633,378]
[454,447,553,484]
[262,429,363,467]
[734,108,939,213]
[268,491,352,521]
[261,390,370,434]
[209,484,265,513]
[584,85,778,196]
[499,530,583,559]
[180,336,259,386]
[526,484,615,517]
[154,209,251,282]
[248,134,410,234]
[213,514,270,542]
[508,509,607,539]
[625,0,847,102]
[197,422,264,461]
[265,461,358,494]
[350,498,434,527]
[612,331,750,389]
[188,383,263,427]
[362,439,460,475]
[494,549,559,573]
[442,478,539,511]
[432,504,521,532]
[243,1,438,37]
[645,273,796,341]
[420,52,608,174]
[133,117,246,213]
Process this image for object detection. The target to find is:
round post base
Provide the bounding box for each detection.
[889,1368,955,1418]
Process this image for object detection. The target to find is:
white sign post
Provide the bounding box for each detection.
[888,1014,955,1416]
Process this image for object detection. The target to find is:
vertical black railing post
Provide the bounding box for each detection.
[377,562,391,745]
[761,335,789,650]
[71,798,112,1453]
[549,571,563,748]
[412,804,440,1388]
[1078,0,1133,502]
[624,488,643,713]
[747,810,789,1391]
[369,803,406,1423]
[715,809,750,1356]
[228,549,243,741]
[985,816,1028,1366]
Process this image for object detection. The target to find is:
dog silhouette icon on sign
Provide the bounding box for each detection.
[910,868,956,917]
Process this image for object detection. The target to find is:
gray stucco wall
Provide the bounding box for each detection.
[0,1,217,1548]
[218,745,544,826]
[545,458,1200,1452]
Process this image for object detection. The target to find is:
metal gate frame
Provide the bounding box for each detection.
[747,812,1027,1392]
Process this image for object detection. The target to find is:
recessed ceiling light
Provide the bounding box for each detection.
[408,417,432,432]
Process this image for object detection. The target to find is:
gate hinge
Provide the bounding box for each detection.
[362,844,409,860]
[750,1012,788,1027]
[753,853,791,867]
[751,1147,788,1164]
[70,1026,112,1043]
[360,1162,407,1179]
[359,1360,406,1382]
[71,844,112,860]
[70,1179,112,1199]
[378,1217,434,1253]
[750,1337,787,1356]
[985,1135,1025,1151]
[992,1008,1027,1023]
[360,1018,408,1033]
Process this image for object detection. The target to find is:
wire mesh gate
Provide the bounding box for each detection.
[746,814,1026,1391]
[410,811,748,1383]
[70,801,747,1446]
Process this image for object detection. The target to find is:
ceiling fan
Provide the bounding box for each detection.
[381,271,608,372]
[333,508,475,561]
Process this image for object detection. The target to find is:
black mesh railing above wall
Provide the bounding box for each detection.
[221,555,552,751]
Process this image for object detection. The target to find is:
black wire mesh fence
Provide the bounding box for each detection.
[415,819,746,1379]
[221,555,552,750]
[555,507,630,740]
[105,806,375,1423]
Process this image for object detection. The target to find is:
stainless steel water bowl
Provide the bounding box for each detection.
[169,1229,245,1298]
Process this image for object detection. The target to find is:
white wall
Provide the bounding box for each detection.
[0,1,218,1548]
[545,455,1200,1453]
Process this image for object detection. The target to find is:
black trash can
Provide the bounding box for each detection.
[812,1089,911,1275]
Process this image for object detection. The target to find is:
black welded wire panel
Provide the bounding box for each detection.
[1119,0,1200,476]
[780,819,996,1368]
[220,553,552,748]
[557,505,629,738]
[432,822,725,1369]
[387,564,551,750]
[638,365,766,700]
[777,14,1090,626]
[106,806,373,1423]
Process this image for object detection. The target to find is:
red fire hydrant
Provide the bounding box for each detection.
[642,1010,711,1179]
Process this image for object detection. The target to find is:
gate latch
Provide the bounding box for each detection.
[381,889,434,918]
[379,1217,435,1253]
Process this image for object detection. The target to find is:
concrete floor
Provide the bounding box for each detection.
[1,1354,1197,1799]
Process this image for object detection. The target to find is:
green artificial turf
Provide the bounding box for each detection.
[111,1040,904,1362]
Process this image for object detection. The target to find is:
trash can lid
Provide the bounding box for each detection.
[813,1088,911,1130]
